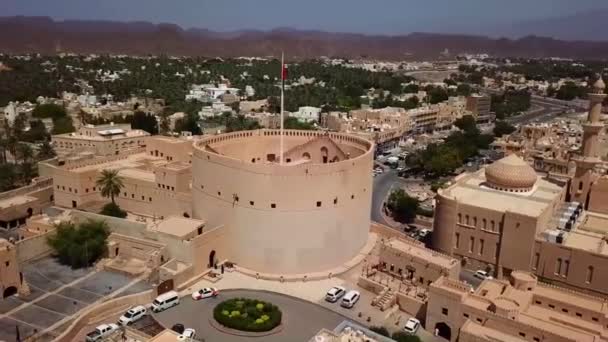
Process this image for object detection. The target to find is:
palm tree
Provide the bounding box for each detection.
[38,141,56,160]
[96,170,124,204]
[16,143,33,164]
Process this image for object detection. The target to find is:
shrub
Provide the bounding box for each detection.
[47,219,110,268]
[392,331,422,342]
[214,298,282,332]
[369,326,390,337]
[99,202,127,218]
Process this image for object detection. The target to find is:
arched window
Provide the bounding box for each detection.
[473,217,477,227]
[491,220,495,231]
[465,215,470,225]
[458,214,462,224]
[586,266,594,283]
[482,219,487,229]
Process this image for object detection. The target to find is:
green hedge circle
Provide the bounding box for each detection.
[213,298,282,332]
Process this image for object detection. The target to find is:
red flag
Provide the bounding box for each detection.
[281,62,288,81]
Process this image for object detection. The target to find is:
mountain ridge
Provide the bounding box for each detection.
[1,16,608,59]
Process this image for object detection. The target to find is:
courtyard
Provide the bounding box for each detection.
[0,257,150,341]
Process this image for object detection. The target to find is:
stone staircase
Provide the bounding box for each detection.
[374,288,397,311]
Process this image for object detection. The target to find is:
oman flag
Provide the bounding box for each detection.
[281,60,288,86]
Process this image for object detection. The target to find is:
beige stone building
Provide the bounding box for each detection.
[0,239,26,299]
[378,237,460,288]
[433,153,608,296]
[45,128,374,277]
[427,271,608,342]
[51,123,150,156]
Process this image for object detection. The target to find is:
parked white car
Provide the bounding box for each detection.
[403,317,420,334]
[118,305,147,325]
[340,290,360,308]
[85,323,120,342]
[325,286,346,303]
[474,270,493,280]
[178,328,196,341]
[191,287,219,300]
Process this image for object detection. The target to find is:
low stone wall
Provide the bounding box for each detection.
[16,230,54,263]
[396,293,427,322]
[53,290,155,342]
[357,276,386,295]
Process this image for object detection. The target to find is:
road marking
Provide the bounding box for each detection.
[0,270,99,320]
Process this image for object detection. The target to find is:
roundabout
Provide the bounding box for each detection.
[152,289,348,341]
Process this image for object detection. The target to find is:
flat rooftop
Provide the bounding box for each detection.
[0,195,37,209]
[386,238,458,269]
[53,129,149,141]
[461,320,527,342]
[562,229,608,256]
[150,216,205,238]
[67,153,166,174]
[148,330,181,342]
[440,169,563,217]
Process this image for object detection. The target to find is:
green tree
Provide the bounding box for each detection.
[32,103,67,119]
[19,162,36,184]
[454,115,477,133]
[369,326,390,337]
[52,116,75,134]
[16,143,33,163]
[283,117,316,130]
[131,111,158,134]
[22,120,50,142]
[38,141,56,160]
[96,169,124,204]
[0,164,17,192]
[100,202,127,218]
[47,220,110,268]
[387,189,420,224]
[456,83,472,96]
[493,120,517,137]
[392,331,422,342]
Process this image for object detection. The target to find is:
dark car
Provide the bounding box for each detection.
[171,323,185,334]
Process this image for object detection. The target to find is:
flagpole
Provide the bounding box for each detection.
[280,51,285,165]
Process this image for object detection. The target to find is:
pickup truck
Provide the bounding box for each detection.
[85,323,120,341]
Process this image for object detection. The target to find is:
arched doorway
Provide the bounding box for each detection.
[3,286,17,298]
[435,322,451,340]
[208,250,216,268]
[26,208,33,217]
[320,147,328,164]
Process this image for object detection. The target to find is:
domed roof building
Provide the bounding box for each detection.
[484,154,537,192]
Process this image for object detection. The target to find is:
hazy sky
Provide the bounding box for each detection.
[4,0,607,34]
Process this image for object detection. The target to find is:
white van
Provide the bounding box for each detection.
[340,290,360,308]
[152,291,180,313]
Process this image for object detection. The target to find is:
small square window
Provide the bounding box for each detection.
[217,191,221,196]
[271,203,276,208]
[442,308,448,315]
[334,198,338,205]
[519,332,526,338]
[250,201,254,206]
[463,313,469,318]
[549,304,555,309]
[592,317,599,322]
[576,312,582,317]
[5,261,9,267]
[351,194,355,199]
[149,197,152,202]
[535,300,541,305]
[201,185,204,190]
[141,196,145,200]
[476,318,482,323]
[562,308,568,313]
[533,338,540,342]
[131,194,134,198]
[316,201,322,207]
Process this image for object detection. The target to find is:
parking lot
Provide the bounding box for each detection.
[0,258,150,341]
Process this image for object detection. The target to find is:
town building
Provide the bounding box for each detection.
[0,239,28,300]
[466,94,493,123]
[51,123,150,156]
[292,106,322,123]
[427,271,608,342]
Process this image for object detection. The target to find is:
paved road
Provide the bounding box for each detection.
[153,290,347,342]
[507,97,567,125]
[459,269,483,289]
[371,169,401,225]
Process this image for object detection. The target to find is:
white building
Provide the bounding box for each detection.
[2,102,18,125]
[292,106,321,123]
[198,102,233,118]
